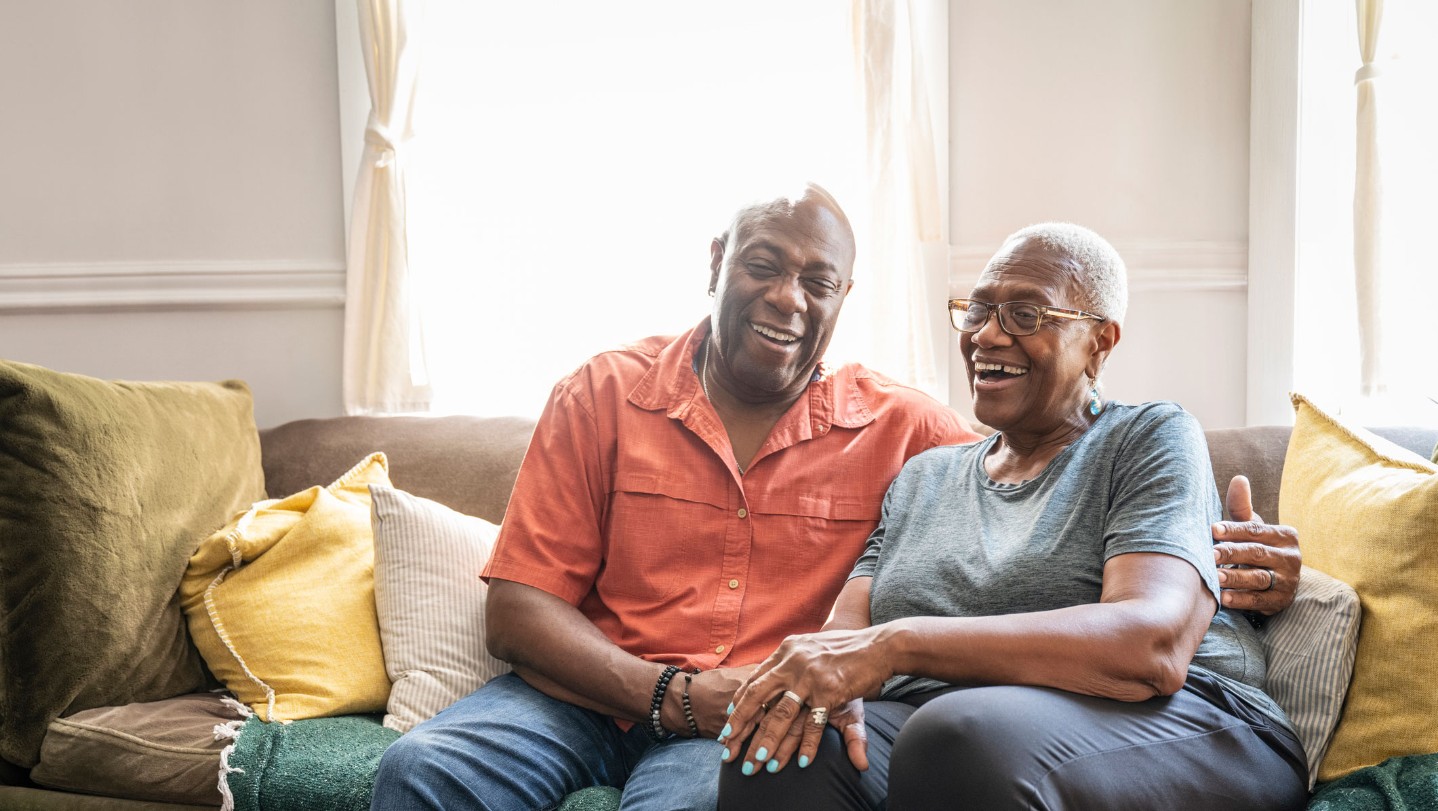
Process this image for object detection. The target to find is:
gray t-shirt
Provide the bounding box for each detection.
[851,401,1292,734]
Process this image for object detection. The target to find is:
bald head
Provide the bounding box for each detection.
[720,183,856,274]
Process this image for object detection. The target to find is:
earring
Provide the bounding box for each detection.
[707,287,715,297]
[1087,378,1103,416]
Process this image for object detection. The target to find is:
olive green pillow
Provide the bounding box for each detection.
[0,360,265,767]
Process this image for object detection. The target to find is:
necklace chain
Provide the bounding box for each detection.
[700,340,743,474]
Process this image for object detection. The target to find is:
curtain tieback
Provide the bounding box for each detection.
[364,118,408,167]
[1354,62,1384,85]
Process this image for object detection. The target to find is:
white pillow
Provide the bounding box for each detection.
[1260,565,1362,788]
[370,484,511,733]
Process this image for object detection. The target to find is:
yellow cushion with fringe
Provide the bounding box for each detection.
[179,453,393,722]
[1278,394,1438,782]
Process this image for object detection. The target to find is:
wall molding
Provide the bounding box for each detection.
[949,240,1248,293]
[0,260,346,313]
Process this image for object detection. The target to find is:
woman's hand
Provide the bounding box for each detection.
[718,627,889,775]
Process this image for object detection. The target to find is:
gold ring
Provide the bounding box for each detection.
[810,707,829,726]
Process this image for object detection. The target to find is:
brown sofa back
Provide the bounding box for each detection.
[259,415,1436,530]
[260,415,537,524]
[1206,424,1437,524]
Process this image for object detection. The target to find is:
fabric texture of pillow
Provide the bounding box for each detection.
[1278,393,1438,783]
[0,360,264,768]
[30,692,245,805]
[371,484,510,733]
[179,453,393,722]
[1260,565,1361,788]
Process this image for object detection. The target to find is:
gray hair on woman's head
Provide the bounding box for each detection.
[1006,222,1128,326]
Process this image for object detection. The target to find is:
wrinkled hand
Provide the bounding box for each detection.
[1212,475,1301,614]
[718,629,885,775]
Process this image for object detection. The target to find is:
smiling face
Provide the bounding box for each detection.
[706,187,855,405]
[961,237,1119,437]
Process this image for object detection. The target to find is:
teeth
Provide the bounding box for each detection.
[752,323,798,342]
[973,362,1027,375]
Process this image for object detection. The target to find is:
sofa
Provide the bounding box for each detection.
[1,377,1435,809]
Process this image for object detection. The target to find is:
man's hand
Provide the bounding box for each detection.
[1212,475,1301,614]
[664,666,755,739]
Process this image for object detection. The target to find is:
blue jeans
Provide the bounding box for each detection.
[372,673,722,811]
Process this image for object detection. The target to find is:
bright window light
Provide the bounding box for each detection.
[1294,0,1438,425]
[405,2,863,417]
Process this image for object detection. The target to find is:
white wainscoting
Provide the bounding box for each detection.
[0,261,346,314]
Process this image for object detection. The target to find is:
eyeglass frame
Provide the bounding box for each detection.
[947,298,1105,336]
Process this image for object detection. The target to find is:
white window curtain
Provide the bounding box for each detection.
[1288,0,1437,423]
[398,2,952,418]
[848,0,949,401]
[342,0,431,415]
[1352,0,1386,396]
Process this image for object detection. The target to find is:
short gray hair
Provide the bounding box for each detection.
[1005,222,1128,325]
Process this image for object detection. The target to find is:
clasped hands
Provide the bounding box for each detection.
[718,627,884,776]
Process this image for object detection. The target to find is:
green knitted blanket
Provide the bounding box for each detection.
[223,714,621,811]
[1310,753,1438,811]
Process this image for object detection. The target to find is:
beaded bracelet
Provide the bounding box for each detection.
[649,665,681,742]
[681,671,701,738]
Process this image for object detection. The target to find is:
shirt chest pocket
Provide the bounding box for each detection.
[600,472,725,601]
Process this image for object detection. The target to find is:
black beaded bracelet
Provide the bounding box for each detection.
[649,665,681,742]
[681,671,701,738]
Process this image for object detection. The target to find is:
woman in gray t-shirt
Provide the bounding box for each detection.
[716,224,1308,810]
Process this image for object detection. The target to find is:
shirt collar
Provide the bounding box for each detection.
[627,318,876,431]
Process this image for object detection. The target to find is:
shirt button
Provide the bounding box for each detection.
[715,645,726,654]
[737,508,748,519]
[728,579,739,589]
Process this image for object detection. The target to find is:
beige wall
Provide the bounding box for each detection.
[0,1,346,428]
[947,0,1253,429]
[1,2,1257,429]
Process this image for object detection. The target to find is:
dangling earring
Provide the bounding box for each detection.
[1087,377,1103,416]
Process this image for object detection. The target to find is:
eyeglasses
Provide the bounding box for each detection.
[948,298,1104,336]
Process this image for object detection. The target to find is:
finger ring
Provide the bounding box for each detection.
[1261,568,1276,592]
[782,690,804,705]
[810,707,829,726]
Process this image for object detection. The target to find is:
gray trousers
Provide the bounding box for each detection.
[718,670,1308,811]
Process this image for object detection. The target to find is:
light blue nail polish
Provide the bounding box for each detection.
[727,702,735,715]
[766,759,780,773]
[720,748,732,761]
[742,762,755,776]
[799,755,810,768]
[755,747,769,761]
[720,723,732,738]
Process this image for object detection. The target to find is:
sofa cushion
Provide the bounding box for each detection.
[0,360,265,767]
[371,485,510,733]
[1278,394,1438,782]
[1260,565,1361,788]
[179,453,393,722]
[30,692,243,805]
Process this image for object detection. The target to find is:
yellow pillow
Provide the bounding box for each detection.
[179,453,392,722]
[1279,394,1438,782]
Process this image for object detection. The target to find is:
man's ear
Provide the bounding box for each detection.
[708,237,725,294]
[1086,320,1121,379]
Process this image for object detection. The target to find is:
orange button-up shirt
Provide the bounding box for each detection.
[482,322,979,671]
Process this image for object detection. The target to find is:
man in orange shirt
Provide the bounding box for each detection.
[372,185,1300,811]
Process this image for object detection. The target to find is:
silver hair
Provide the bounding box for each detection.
[1004,222,1128,326]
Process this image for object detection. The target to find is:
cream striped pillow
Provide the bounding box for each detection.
[1260,565,1361,787]
[370,485,511,733]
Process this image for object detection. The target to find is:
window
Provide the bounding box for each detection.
[1291,0,1438,424]
[405,2,863,417]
